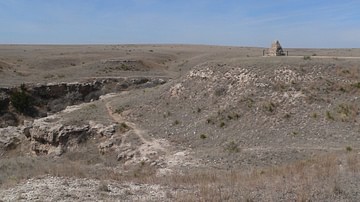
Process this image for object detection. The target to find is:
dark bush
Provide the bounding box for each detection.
[214,87,227,96]
[10,90,33,114]
[0,98,9,113]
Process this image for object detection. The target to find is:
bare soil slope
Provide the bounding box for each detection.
[1,45,360,201]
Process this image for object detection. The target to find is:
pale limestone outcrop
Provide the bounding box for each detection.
[0,126,23,153]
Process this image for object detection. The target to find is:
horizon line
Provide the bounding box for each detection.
[0,43,359,49]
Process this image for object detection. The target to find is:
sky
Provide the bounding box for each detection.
[0,0,360,48]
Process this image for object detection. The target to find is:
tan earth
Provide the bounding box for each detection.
[1,44,360,201]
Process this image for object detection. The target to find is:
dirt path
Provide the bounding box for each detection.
[104,98,171,167]
[103,95,200,169]
[105,102,152,147]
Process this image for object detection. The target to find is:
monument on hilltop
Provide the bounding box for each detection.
[268,40,285,56]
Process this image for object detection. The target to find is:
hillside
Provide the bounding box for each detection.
[1,45,360,201]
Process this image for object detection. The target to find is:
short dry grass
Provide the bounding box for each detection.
[163,153,350,201]
[1,151,359,201]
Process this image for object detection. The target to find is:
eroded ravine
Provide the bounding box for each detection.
[0,77,168,156]
[0,77,167,128]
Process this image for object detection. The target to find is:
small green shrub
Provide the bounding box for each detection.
[326,111,334,120]
[225,141,240,153]
[98,182,111,192]
[200,134,207,139]
[120,122,129,128]
[263,102,276,113]
[163,111,171,118]
[118,122,130,133]
[44,74,55,79]
[173,120,180,125]
[121,63,129,70]
[87,104,97,109]
[342,70,350,74]
[339,87,347,93]
[337,104,350,117]
[20,83,26,91]
[115,107,125,114]
[311,112,318,119]
[10,90,32,114]
[346,146,352,152]
[303,56,311,60]
[351,82,360,88]
[206,118,214,124]
[246,98,254,108]
[214,87,227,96]
[219,122,225,128]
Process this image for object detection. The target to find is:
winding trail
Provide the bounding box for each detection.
[105,98,167,163]
[102,94,201,170]
[105,102,150,145]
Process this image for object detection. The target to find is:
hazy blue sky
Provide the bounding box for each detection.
[0,0,359,48]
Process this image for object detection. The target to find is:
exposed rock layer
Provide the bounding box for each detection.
[0,77,166,128]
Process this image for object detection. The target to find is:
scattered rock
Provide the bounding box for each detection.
[0,126,24,152]
[0,176,186,201]
[169,83,184,98]
[89,121,116,137]
[29,118,91,155]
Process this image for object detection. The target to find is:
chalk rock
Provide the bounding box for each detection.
[0,126,23,152]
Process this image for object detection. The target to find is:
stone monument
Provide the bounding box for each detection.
[268,40,285,56]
